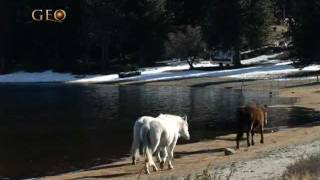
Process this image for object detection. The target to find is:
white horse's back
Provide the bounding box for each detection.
[156,114,184,133]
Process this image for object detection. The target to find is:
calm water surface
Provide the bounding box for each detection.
[0,84,318,179]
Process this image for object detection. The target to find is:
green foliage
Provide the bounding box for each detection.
[165,26,207,60]
[164,26,207,69]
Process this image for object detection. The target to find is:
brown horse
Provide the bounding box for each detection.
[236,104,268,149]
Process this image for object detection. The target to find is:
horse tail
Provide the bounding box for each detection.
[139,141,144,155]
[236,108,245,143]
[140,126,155,165]
[131,121,141,159]
[237,130,244,140]
[140,125,151,155]
[144,131,154,163]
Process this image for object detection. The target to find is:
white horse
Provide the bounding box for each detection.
[140,114,190,174]
[131,116,162,165]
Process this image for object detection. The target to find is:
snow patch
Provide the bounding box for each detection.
[0,54,319,83]
[241,53,283,65]
[0,71,76,83]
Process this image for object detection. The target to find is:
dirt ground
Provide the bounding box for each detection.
[41,77,320,180]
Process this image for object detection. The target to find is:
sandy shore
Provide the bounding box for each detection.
[41,77,320,180]
[206,139,320,180]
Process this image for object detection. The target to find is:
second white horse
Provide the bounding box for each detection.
[140,114,190,174]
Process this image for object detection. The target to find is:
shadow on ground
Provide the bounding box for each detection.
[66,172,133,180]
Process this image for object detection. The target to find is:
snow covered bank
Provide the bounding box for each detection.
[0,54,319,83]
[228,62,320,79]
[70,61,217,83]
[241,53,283,65]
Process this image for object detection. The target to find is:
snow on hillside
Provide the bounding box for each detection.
[0,54,319,83]
[241,53,283,65]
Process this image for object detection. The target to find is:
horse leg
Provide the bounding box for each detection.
[145,146,158,173]
[160,147,168,169]
[156,150,162,163]
[260,126,264,144]
[247,122,254,147]
[251,130,255,146]
[251,123,256,146]
[144,150,151,174]
[236,132,241,149]
[168,137,178,170]
[150,155,158,172]
[168,147,176,170]
[236,123,244,149]
[145,159,150,174]
[246,130,251,147]
[132,156,136,165]
[149,132,161,172]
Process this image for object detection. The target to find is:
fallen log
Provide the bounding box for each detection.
[118,71,141,78]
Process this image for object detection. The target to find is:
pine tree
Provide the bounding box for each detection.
[241,0,274,48]
[291,0,320,64]
[205,0,242,65]
[124,0,169,66]
[205,0,274,66]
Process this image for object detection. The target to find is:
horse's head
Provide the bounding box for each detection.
[179,115,190,140]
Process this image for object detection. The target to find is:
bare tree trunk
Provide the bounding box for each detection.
[139,46,145,66]
[54,39,61,69]
[101,35,110,73]
[55,39,60,60]
[187,57,195,70]
[0,41,5,74]
[0,56,5,74]
[233,47,242,67]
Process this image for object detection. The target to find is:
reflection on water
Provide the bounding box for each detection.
[0,84,317,179]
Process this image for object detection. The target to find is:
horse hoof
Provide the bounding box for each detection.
[168,165,174,170]
[145,169,150,174]
[153,167,158,172]
[260,141,264,144]
[160,162,165,169]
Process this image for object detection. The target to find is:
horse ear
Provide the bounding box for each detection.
[263,104,268,110]
[183,115,188,121]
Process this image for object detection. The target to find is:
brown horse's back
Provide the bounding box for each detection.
[236,105,268,149]
[239,105,266,124]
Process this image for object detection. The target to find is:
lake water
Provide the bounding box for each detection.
[0,84,318,179]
